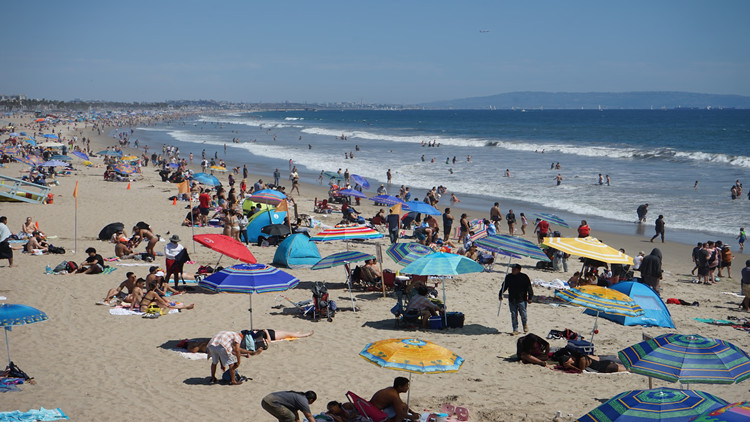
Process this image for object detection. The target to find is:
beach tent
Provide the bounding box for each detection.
[242,198,275,215]
[584,281,675,328]
[273,234,321,268]
[245,209,287,245]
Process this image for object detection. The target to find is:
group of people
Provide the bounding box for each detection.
[98,265,195,311]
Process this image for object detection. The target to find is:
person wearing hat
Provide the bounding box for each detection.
[164,234,185,288]
[499,263,534,335]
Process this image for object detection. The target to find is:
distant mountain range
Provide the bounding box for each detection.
[420,91,750,110]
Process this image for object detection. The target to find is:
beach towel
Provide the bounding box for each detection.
[0,407,68,421]
[109,307,178,316]
[532,278,570,290]
[169,348,208,360]
[100,267,117,275]
[694,317,734,326]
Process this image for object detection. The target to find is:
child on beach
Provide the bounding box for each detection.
[738,227,746,253]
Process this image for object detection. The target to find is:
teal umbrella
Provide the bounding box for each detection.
[1,303,48,365]
[312,250,375,312]
[400,252,484,323]
[533,212,569,228]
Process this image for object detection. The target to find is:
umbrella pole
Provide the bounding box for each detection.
[590,311,599,344]
[248,294,254,331]
[4,327,11,366]
[442,276,447,327]
[344,263,357,313]
[214,255,222,269]
[648,376,653,389]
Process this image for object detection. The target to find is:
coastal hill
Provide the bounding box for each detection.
[420,91,750,110]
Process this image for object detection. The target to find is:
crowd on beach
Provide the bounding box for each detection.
[2,111,749,421]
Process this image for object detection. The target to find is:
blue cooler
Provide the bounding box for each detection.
[428,316,444,330]
[566,339,594,355]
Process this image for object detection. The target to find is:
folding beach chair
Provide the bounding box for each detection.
[346,391,389,422]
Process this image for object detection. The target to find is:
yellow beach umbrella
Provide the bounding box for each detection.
[543,236,633,265]
[210,165,227,172]
[121,155,138,161]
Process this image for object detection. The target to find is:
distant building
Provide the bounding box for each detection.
[0,94,27,101]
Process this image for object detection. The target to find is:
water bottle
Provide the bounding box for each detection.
[45,264,53,274]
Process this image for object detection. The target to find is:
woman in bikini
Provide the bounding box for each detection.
[139,282,195,312]
[133,226,158,259]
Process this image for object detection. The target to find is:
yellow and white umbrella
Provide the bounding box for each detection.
[543,236,633,265]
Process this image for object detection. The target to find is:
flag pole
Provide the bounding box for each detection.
[73,180,78,253]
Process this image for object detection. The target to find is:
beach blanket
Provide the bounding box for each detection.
[0,378,23,393]
[169,348,208,360]
[109,307,178,316]
[0,407,68,421]
[721,291,744,298]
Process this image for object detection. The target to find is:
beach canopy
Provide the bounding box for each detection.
[584,281,674,328]
[691,401,750,422]
[476,234,550,262]
[368,195,405,206]
[199,263,298,330]
[1,303,48,365]
[386,242,435,266]
[272,234,321,268]
[193,233,257,264]
[618,334,750,385]
[542,236,633,265]
[578,387,727,422]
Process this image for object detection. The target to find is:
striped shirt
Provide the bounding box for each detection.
[209,331,241,355]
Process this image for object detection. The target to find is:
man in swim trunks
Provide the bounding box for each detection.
[370,377,420,422]
[100,271,138,305]
[490,202,501,232]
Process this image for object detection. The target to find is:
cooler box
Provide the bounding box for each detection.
[428,316,444,330]
[446,312,465,328]
[566,339,594,355]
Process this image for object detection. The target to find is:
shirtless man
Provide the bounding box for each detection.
[25,231,48,253]
[114,236,135,258]
[490,202,502,232]
[99,271,138,305]
[369,377,420,422]
[20,217,38,238]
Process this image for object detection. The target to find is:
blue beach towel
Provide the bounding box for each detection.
[0,407,68,421]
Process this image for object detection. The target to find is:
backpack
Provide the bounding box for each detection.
[53,261,69,273]
[5,361,31,380]
[66,261,79,272]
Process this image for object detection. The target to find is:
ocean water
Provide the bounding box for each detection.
[130,109,750,246]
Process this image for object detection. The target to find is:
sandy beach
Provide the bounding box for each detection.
[1,113,748,421]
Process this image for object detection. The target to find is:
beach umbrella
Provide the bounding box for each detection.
[97,150,122,157]
[260,224,291,237]
[193,233,257,267]
[555,285,644,344]
[192,172,221,186]
[533,212,569,228]
[40,160,67,167]
[335,188,367,199]
[386,243,436,266]
[618,334,750,386]
[578,387,727,422]
[323,171,343,180]
[209,165,227,172]
[14,156,36,166]
[1,145,20,155]
[71,151,89,161]
[0,303,48,365]
[691,401,750,422]
[22,138,36,146]
[247,189,286,205]
[368,195,405,206]
[542,236,633,265]
[112,162,135,175]
[50,155,71,161]
[400,252,484,323]
[402,201,441,215]
[199,263,299,330]
[350,174,370,189]
[168,162,180,168]
[360,338,464,408]
[476,234,550,262]
[312,250,376,312]
[310,225,383,242]
[42,134,58,139]
[7,132,19,137]
[122,155,139,162]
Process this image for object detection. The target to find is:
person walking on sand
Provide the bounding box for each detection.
[520,213,528,236]
[506,209,516,235]
[442,208,454,241]
[650,215,665,243]
[273,168,281,186]
[499,264,534,335]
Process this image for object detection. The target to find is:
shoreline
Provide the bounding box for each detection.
[1,112,747,421]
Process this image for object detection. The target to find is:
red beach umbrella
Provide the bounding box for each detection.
[193,233,257,265]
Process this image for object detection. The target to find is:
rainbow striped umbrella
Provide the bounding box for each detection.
[112,162,135,175]
[14,155,37,166]
[691,401,750,422]
[556,285,644,343]
[199,263,299,330]
[310,225,383,242]
[578,387,727,422]
[247,189,286,205]
[386,242,435,266]
[543,236,633,265]
[476,234,550,261]
[618,334,750,385]
[533,212,569,228]
[312,251,375,269]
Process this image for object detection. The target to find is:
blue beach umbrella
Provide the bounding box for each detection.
[336,188,367,199]
[1,303,48,365]
[51,155,72,161]
[42,134,58,139]
[192,172,221,186]
[350,174,370,189]
[312,251,375,270]
[386,242,435,266]
[403,201,441,215]
[533,212,569,228]
[368,195,405,206]
[22,138,36,146]
[475,234,550,262]
[71,151,89,161]
[578,387,727,422]
[618,334,750,385]
[199,263,299,330]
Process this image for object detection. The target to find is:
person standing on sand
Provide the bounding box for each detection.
[650,215,665,243]
[520,213,528,235]
[490,202,502,233]
[443,208,454,241]
[741,260,750,311]
[639,248,663,293]
[506,209,516,235]
[577,220,590,238]
[499,264,534,335]
[0,216,15,268]
[459,213,470,243]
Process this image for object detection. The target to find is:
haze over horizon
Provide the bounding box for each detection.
[1,1,748,104]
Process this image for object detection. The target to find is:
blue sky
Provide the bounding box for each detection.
[1,1,748,104]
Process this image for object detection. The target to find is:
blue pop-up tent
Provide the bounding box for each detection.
[584,281,675,328]
[273,234,321,268]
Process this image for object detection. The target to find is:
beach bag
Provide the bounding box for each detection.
[66,261,78,272]
[221,369,246,383]
[48,245,65,254]
[53,261,69,273]
[5,361,31,380]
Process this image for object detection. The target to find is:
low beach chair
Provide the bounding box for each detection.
[346,391,389,422]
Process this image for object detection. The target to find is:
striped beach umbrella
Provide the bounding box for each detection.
[199,263,299,330]
[312,251,375,270]
[618,334,750,385]
[691,401,750,422]
[310,225,383,242]
[386,242,435,266]
[247,189,286,205]
[533,212,569,228]
[368,195,405,206]
[476,234,550,262]
[112,162,135,175]
[578,388,727,422]
[14,156,36,166]
[556,285,644,343]
[543,236,633,265]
